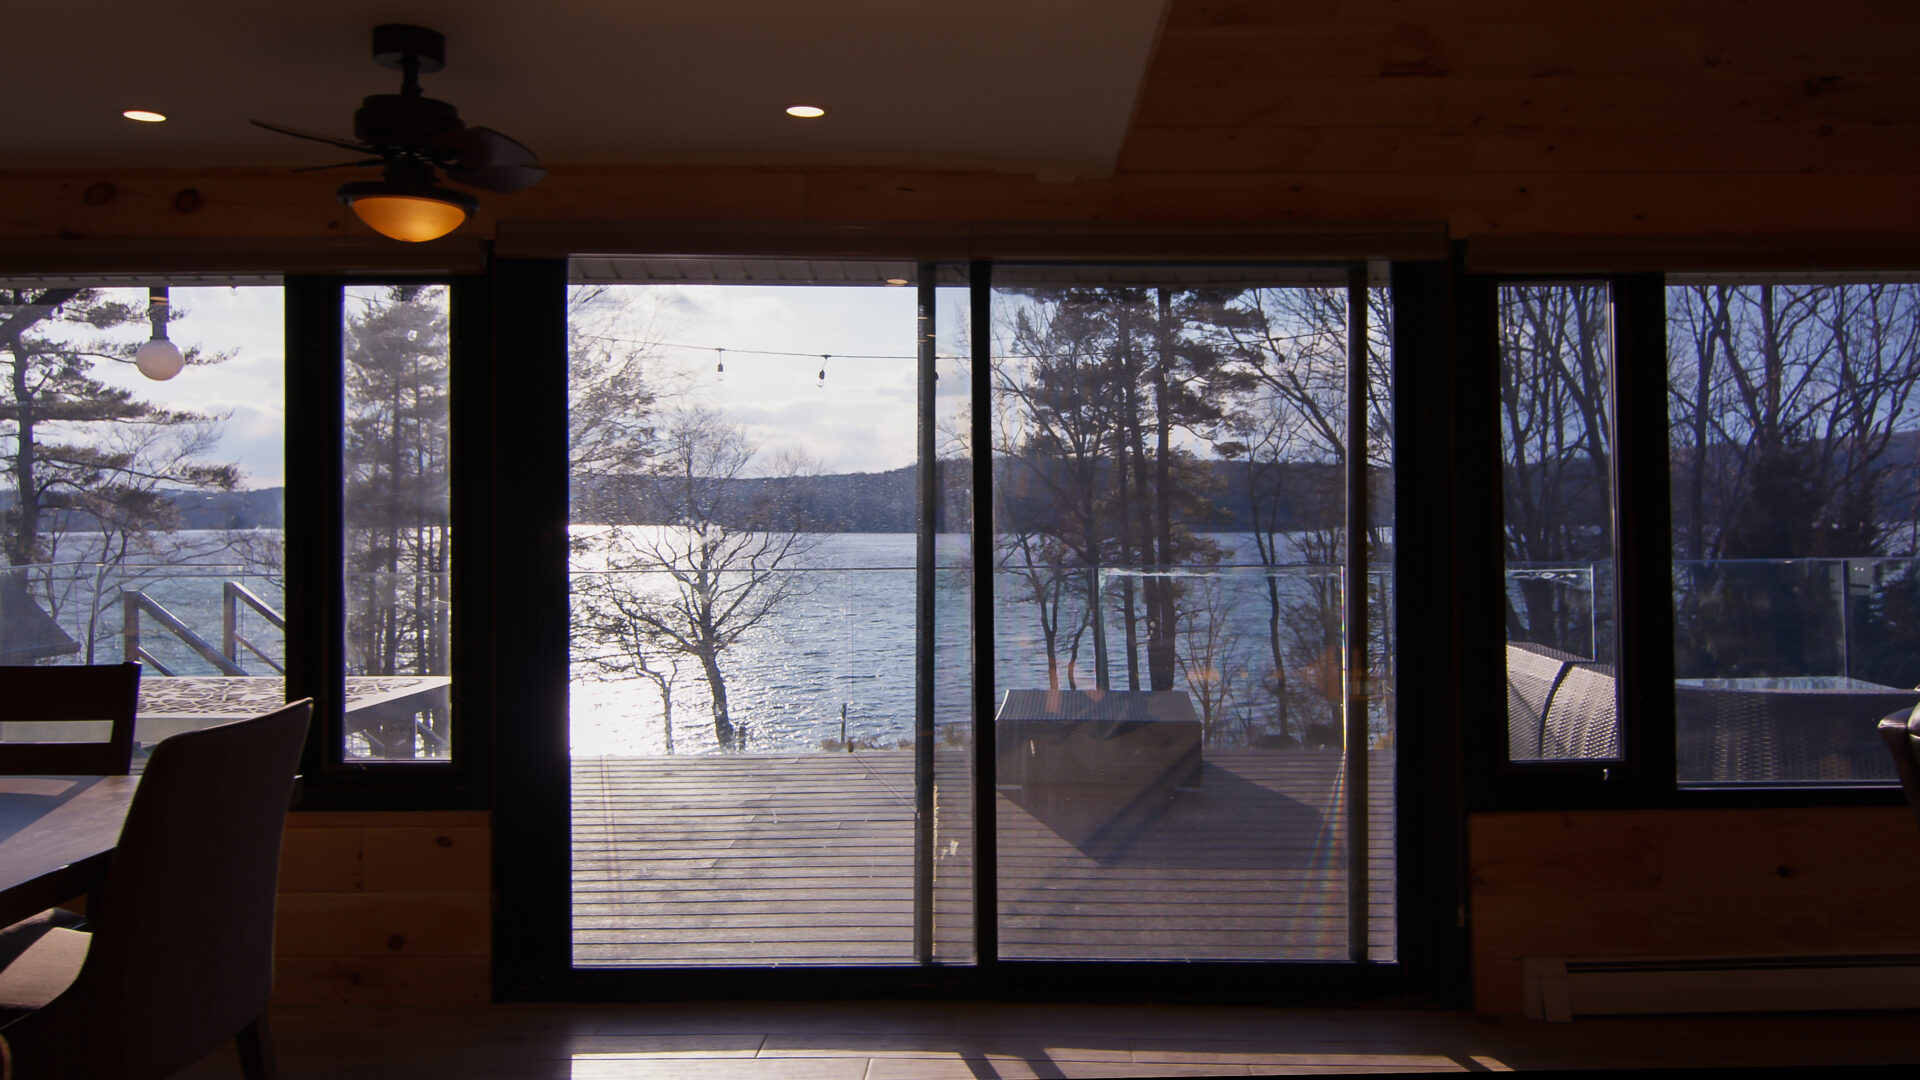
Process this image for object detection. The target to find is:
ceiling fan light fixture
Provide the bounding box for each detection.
[337,179,477,242]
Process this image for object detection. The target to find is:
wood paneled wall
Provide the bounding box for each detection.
[1470,807,1920,1016]
[273,811,491,1005]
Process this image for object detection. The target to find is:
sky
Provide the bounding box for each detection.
[69,285,288,488]
[60,278,979,493]
[571,281,973,475]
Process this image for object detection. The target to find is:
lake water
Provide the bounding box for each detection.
[568,530,1393,756]
[10,528,1393,756]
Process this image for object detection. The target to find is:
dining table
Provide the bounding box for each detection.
[0,774,137,930]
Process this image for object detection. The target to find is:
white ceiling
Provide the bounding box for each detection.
[7,1,1167,180]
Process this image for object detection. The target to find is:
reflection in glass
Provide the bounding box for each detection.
[343,285,451,760]
[1669,282,1920,782]
[988,277,1393,961]
[1499,284,1621,762]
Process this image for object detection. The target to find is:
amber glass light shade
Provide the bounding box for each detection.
[346,194,471,242]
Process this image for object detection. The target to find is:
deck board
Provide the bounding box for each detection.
[573,748,1394,966]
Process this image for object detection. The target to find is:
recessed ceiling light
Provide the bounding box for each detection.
[885,278,910,286]
[785,105,826,119]
[122,109,167,123]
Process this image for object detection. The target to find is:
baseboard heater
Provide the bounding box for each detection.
[1524,954,1920,1021]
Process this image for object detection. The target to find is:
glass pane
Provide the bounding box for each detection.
[0,283,286,764]
[989,274,1393,961]
[567,263,956,967]
[1363,282,1396,962]
[343,285,452,761]
[1500,284,1621,762]
[1668,281,1920,783]
[933,279,975,963]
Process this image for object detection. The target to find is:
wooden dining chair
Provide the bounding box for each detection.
[0,698,312,1079]
[0,663,142,776]
[1881,707,1920,830]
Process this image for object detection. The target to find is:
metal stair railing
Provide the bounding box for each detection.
[121,590,246,676]
[221,580,287,675]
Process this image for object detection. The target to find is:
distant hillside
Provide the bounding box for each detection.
[0,487,283,531]
[573,460,1392,534]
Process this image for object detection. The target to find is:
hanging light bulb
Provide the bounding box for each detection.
[715,347,725,378]
[135,287,184,381]
[818,354,829,387]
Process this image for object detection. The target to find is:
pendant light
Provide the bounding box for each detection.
[135,287,184,381]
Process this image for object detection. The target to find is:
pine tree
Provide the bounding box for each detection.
[343,286,451,754]
[0,287,238,662]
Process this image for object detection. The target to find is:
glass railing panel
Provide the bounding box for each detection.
[989,562,1386,961]
[1673,557,1918,783]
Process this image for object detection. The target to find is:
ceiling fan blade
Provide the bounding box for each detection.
[433,125,539,169]
[444,164,547,194]
[250,119,375,155]
[291,158,384,173]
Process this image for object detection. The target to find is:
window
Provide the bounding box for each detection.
[987,267,1394,961]
[1668,278,1920,786]
[1490,272,1918,799]
[341,284,452,762]
[1499,283,1622,764]
[0,280,287,760]
[563,261,973,966]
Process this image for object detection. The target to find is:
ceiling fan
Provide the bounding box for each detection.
[252,24,545,242]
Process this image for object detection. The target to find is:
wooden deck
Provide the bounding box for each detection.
[573,749,1394,966]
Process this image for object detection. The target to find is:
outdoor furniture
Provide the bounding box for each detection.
[995,689,1202,851]
[0,699,312,1079]
[0,663,141,776]
[1675,677,1919,782]
[1876,706,1920,829]
[1506,643,1619,761]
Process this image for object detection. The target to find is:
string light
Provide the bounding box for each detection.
[818,354,829,386]
[714,347,725,379]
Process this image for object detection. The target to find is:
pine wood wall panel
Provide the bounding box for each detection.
[1470,809,1920,1017]
[1169,0,1920,24]
[1136,78,1920,132]
[274,812,491,1005]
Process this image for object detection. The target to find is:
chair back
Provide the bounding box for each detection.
[3,699,310,1078]
[0,663,140,775]
[1881,707,1920,830]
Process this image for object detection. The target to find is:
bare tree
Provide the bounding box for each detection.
[573,406,814,750]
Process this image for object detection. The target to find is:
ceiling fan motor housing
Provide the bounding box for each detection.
[354,94,463,149]
[372,24,445,74]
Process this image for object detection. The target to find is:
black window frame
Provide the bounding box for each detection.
[1475,269,1911,813]
[487,252,1468,1007]
[283,272,496,811]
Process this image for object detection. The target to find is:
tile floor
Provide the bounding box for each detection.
[172,1000,1920,1078]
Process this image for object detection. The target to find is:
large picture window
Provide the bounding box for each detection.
[0,281,286,761]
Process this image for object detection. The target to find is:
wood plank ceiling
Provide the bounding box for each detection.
[1112,0,1920,242]
[5,0,1919,249]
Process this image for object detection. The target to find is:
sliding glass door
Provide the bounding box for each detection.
[566,261,974,966]
[987,268,1395,962]
[557,257,1394,974]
